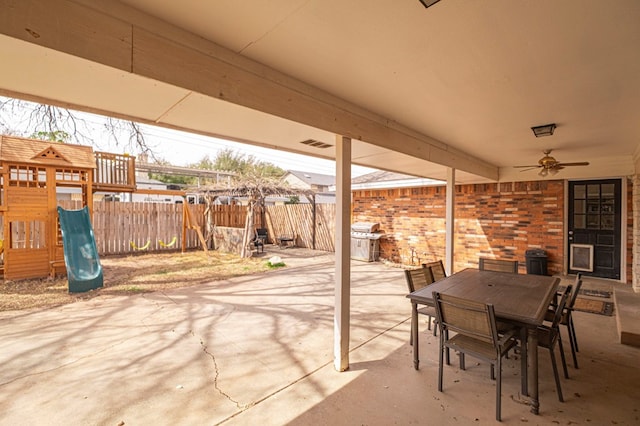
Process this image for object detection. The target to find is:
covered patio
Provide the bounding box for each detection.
[1,0,640,418]
[0,249,637,424]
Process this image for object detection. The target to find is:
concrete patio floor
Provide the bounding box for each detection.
[0,248,638,425]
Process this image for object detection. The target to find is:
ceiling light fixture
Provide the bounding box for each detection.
[419,0,442,8]
[531,123,556,137]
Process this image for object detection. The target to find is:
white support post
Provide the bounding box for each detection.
[445,168,455,275]
[334,135,352,371]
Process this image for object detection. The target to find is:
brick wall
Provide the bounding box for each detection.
[354,178,634,282]
[356,180,625,280]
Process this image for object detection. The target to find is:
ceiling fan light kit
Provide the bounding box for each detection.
[539,167,559,177]
[531,123,556,137]
[514,149,589,177]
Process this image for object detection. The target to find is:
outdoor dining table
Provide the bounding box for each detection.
[407,268,560,415]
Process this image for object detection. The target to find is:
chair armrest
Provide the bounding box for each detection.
[497,328,518,346]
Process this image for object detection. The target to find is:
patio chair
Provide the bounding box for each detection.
[423,260,447,281]
[405,266,438,344]
[433,292,518,422]
[256,228,268,245]
[537,284,572,402]
[545,273,583,368]
[479,257,519,273]
[249,228,268,253]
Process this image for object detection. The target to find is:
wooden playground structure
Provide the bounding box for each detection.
[0,135,204,281]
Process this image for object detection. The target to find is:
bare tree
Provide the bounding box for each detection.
[0,96,157,157]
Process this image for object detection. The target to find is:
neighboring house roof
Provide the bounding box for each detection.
[0,135,96,169]
[136,174,168,189]
[283,170,335,190]
[349,170,443,190]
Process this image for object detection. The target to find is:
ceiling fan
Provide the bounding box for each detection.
[514,150,589,176]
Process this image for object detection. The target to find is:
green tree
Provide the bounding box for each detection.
[209,148,285,178]
[30,130,71,143]
[189,155,216,170]
[148,158,196,186]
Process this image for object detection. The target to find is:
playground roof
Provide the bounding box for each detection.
[0,136,96,169]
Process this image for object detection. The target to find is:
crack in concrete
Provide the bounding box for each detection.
[194,330,252,411]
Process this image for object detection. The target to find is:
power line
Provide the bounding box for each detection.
[1,96,375,176]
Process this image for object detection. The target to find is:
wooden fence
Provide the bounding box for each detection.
[59,201,204,255]
[265,204,335,251]
[206,204,248,228]
[58,201,337,256]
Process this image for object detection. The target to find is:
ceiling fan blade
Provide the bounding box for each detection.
[556,162,589,167]
[517,167,539,172]
[513,165,540,168]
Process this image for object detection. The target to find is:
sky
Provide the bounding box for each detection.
[0,96,376,177]
[131,123,376,177]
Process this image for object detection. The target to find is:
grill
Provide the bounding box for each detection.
[350,222,383,262]
[351,222,379,233]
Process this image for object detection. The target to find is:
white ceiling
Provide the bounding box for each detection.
[1,0,639,183]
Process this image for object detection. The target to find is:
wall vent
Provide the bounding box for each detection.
[300,139,332,149]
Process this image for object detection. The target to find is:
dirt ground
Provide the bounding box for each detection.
[0,250,273,312]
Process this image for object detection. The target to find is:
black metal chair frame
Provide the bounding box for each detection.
[405,266,438,345]
[433,291,518,422]
[252,228,268,253]
[537,284,572,402]
[546,273,583,368]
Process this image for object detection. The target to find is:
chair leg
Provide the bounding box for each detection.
[549,347,564,402]
[427,315,432,330]
[557,333,570,379]
[438,336,444,392]
[569,316,579,353]
[459,352,466,370]
[445,330,450,365]
[567,322,579,369]
[496,359,502,422]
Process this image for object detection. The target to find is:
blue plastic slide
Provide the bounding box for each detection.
[57,206,104,293]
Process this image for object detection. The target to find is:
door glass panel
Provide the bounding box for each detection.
[601,199,614,213]
[574,214,586,229]
[587,184,600,198]
[601,183,615,197]
[574,200,586,214]
[601,215,614,230]
[587,214,600,229]
[574,184,586,199]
